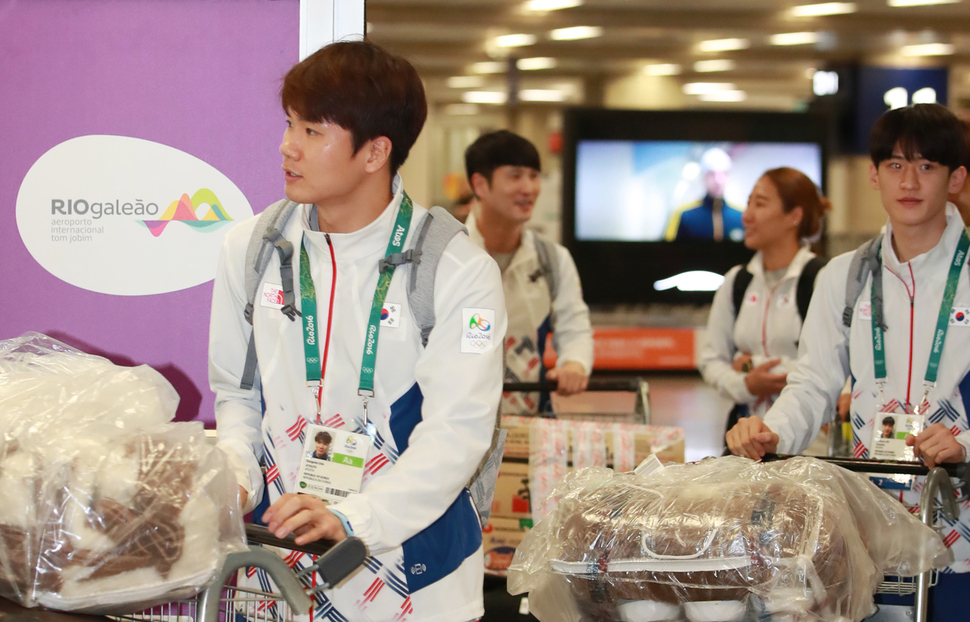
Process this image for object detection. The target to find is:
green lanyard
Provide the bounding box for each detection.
[299,193,414,431]
[871,229,970,414]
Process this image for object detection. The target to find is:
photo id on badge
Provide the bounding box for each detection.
[870,412,924,461]
[297,424,370,503]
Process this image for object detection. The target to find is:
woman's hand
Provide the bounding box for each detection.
[743,358,787,396]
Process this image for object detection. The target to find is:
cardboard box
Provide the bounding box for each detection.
[482,516,533,571]
[500,416,685,466]
[490,460,532,519]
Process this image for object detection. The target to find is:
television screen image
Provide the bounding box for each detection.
[574,140,824,243]
[561,108,828,305]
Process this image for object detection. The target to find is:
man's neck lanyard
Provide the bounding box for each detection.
[299,193,414,437]
[871,229,970,415]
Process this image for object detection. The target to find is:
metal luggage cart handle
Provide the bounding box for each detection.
[502,377,644,393]
[198,525,368,622]
[761,454,967,622]
[503,377,651,423]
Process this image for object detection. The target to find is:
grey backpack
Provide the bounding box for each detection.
[842,234,889,334]
[237,198,505,523]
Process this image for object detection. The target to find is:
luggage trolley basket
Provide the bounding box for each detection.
[763,454,970,622]
[112,525,368,622]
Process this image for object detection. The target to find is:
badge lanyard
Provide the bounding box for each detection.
[299,193,413,437]
[871,229,970,415]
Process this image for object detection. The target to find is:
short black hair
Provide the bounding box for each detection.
[869,103,965,172]
[882,416,895,427]
[464,130,541,184]
[282,41,427,175]
[315,431,332,444]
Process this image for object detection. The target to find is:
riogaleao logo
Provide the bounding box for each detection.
[469,313,491,331]
[139,188,233,237]
[17,135,253,295]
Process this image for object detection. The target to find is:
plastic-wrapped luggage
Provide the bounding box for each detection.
[508,455,952,622]
[0,332,246,612]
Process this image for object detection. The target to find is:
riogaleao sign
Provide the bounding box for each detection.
[17,135,254,295]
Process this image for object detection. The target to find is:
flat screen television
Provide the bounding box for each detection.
[562,108,829,306]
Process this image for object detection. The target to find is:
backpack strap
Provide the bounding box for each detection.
[731,266,754,320]
[795,256,828,322]
[239,199,301,390]
[532,235,560,303]
[407,206,468,347]
[843,234,884,330]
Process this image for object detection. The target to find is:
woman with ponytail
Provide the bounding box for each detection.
[698,167,831,450]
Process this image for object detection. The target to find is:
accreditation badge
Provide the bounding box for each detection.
[870,411,924,462]
[297,424,370,503]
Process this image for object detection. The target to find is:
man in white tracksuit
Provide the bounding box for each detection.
[463,130,593,414]
[209,42,506,622]
[727,103,970,617]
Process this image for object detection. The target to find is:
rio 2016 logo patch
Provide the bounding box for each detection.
[462,308,496,354]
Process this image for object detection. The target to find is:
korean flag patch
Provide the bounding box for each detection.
[950,307,970,326]
[380,302,402,328]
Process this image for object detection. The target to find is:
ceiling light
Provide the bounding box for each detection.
[447,76,486,88]
[694,59,736,72]
[698,38,750,53]
[470,61,506,74]
[549,26,603,41]
[902,43,954,56]
[462,91,508,105]
[770,32,821,46]
[524,0,582,10]
[519,89,566,102]
[494,33,537,48]
[699,90,747,102]
[888,0,958,6]
[517,57,557,70]
[644,63,681,76]
[682,82,737,95]
[790,3,857,16]
[444,103,481,116]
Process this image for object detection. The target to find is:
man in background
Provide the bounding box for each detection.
[464,129,594,414]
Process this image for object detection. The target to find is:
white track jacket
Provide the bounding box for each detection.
[210,178,507,620]
[764,205,970,572]
[700,246,818,419]
[465,213,593,414]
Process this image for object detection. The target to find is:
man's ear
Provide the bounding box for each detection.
[948,165,968,195]
[470,171,489,198]
[789,205,804,230]
[363,136,392,173]
[868,161,880,190]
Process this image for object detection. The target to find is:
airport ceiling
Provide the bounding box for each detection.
[365,0,970,109]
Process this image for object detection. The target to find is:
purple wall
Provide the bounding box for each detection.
[0,0,299,423]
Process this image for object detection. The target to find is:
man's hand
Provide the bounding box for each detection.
[837,393,851,422]
[726,415,780,460]
[906,423,967,468]
[238,486,248,511]
[744,358,788,396]
[262,493,348,546]
[546,361,588,395]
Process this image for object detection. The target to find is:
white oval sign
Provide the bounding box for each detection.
[16,135,254,295]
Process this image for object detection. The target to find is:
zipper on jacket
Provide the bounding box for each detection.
[315,233,338,420]
[886,263,916,409]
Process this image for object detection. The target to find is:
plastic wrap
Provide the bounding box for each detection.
[508,456,952,622]
[0,332,246,612]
